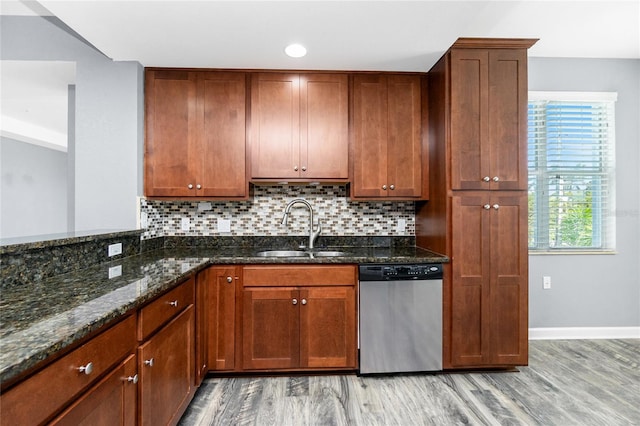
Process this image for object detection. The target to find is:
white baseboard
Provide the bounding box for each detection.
[529,327,640,340]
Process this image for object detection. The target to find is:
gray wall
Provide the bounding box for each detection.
[0,16,144,233]
[1,137,67,238]
[528,57,640,328]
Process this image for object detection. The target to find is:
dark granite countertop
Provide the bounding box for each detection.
[0,245,447,385]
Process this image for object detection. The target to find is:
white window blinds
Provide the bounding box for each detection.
[528,92,616,251]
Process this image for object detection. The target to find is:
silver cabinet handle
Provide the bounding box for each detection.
[144,358,154,367]
[196,184,202,189]
[301,299,307,305]
[78,362,93,375]
[493,204,500,210]
[382,185,387,190]
[294,166,299,171]
[188,184,194,189]
[493,176,500,182]
[483,204,491,210]
[292,298,298,305]
[301,166,307,171]
[226,276,233,283]
[389,185,395,190]
[125,374,138,384]
[483,176,490,182]
[169,300,178,307]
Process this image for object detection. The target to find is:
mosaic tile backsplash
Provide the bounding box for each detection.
[139,185,415,240]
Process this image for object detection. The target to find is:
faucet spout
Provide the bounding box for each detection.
[281,198,321,249]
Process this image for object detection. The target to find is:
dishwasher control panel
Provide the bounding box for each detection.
[359,263,443,281]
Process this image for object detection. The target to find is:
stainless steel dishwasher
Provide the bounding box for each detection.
[359,263,443,374]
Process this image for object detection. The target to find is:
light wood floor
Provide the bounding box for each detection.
[179,339,640,425]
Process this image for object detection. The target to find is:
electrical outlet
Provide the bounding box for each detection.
[108,243,122,257]
[181,217,190,231]
[140,212,148,229]
[218,218,231,233]
[108,265,122,279]
[396,218,406,233]
[198,202,212,211]
[543,276,551,290]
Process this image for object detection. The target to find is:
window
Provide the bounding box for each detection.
[528,92,616,252]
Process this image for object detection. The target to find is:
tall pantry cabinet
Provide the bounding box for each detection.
[416,38,537,369]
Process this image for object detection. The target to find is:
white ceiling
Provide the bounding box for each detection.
[26,0,640,71]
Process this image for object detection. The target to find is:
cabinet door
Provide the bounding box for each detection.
[351,74,388,197]
[50,354,137,426]
[242,288,299,370]
[299,286,357,369]
[450,49,528,190]
[251,73,300,178]
[450,194,492,366]
[199,72,247,197]
[138,305,195,426]
[145,70,198,197]
[450,49,490,190]
[489,193,528,364]
[450,192,528,367]
[300,74,349,179]
[196,272,208,384]
[488,50,528,190]
[387,75,422,197]
[203,266,237,371]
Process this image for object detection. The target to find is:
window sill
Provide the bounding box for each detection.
[529,250,617,256]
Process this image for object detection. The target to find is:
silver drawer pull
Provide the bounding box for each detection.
[188,184,194,189]
[493,204,500,210]
[482,176,490,182]
[301,299,307,305]
[78,362,93,375]
[196,184,202,189]
[301,166,307,171]
[483,204,491,210]
[389,185,395,190]
[226,276,233,283]
[382,185,387,190]
[126,374,138,384]
[493,176,500,182]
[292,298,298,305]
[144,358,154,367]
[169,300,178,307]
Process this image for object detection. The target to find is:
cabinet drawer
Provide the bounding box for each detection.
[138,277,195,341]
[0,315,136,426]
[243,265,356,287]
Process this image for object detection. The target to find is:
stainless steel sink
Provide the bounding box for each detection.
[254,250,348,258]
[254,250,307,257]
[309,251,347,257]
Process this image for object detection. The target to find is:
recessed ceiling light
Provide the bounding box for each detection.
[285,43,307,58]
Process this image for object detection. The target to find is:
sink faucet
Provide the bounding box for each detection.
[281,198,321,249]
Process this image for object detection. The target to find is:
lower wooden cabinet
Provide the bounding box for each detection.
[241,265,357,371]
[50,354,137,426]
[138,305,195,426]
[201,266,239,372]
[449,192,528,367]
[0,315,136,425]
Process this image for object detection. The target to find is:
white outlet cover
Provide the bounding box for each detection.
[218,219,231,233]
[140,212,148,229]
[396,218,406,233]
[181,217,190,231]
[198,202,212,211]
[108,242,122,257]
[108,265,122,279]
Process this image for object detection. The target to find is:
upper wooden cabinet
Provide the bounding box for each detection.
[250,73,349,180]
[351,74,424,199]
[145,69,248,198]
[449,48,529,191]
